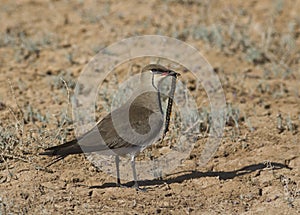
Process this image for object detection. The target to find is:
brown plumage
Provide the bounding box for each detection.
[40,64,179,190]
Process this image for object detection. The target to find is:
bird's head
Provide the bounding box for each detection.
[140,64,180,90]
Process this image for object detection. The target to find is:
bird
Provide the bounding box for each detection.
[40,64,180,190]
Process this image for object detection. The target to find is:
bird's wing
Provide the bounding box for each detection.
[41,93,164,156]
[77,105,164,154]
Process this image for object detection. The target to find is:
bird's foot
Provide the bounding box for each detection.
[116,182,146,192]
[132,182,146,192]
[134,186,147,192]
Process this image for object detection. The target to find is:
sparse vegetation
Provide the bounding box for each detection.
[0,0,299,214]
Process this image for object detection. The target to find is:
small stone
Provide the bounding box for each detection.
[0,101,6,111]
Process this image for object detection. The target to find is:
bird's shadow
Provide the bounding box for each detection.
[89,162,291,189]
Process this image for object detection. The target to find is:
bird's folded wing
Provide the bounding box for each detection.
[78,109,164,152]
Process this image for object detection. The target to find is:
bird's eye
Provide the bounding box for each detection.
[151,69,163,74]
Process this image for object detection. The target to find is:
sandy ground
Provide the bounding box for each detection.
[0,0,300,214]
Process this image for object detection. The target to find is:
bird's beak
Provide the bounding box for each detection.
[161,70,180,77]
[169,71,180,78]
[149,67,180,77]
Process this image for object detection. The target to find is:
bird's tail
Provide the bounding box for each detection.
[40,139,83,167]
[43,155,67,167]
[40,139,82,156]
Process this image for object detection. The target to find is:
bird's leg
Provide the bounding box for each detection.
[130,155,138,189]
[130,155,146,191]
[115,155,121,186]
